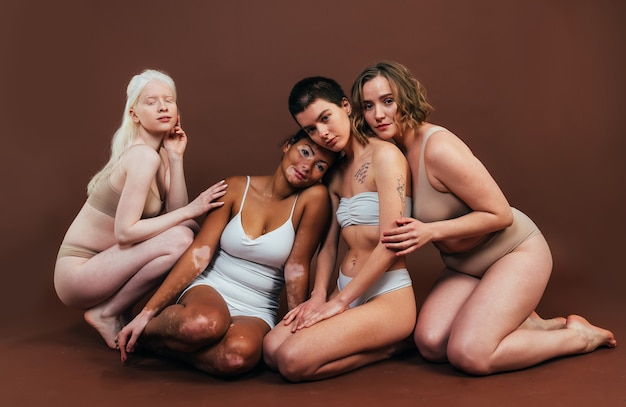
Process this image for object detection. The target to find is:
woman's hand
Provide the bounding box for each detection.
[285,297,348,330]
[116,310,153,363]
[186,180,228,218]
[381,217,433,256]
[163,116,187,158]
[283,295,328,332]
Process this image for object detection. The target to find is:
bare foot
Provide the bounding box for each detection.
[84,307,122,349]
[566,314,617,352]
[518,311,567,331]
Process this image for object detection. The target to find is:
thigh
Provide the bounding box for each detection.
[264,319,294,357]
[415,268,479,341]
[178,284,230,316]
[146,285,231,344]
[450,234,553,347]
[55,225,194,302]
[282,286,416,366]
[190,315,270,374]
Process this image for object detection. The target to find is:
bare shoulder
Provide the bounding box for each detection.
[370,137,407,166]
[120,144,161,173]
[299,183,330,202]
[423,127,485,190]
[125,143,161,159]
[424,127,472,163]
[222,175,248,202]
[224,174,248,187]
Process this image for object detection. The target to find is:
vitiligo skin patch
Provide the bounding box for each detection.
[192,245,211,270]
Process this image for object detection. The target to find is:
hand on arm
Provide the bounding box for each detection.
[383,130,512,254]
[115,145,227,245]
[116,192,233,362]
[283,186,337,331]
[331,143,411,309]
[381,217,434,256]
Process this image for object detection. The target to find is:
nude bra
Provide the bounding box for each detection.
[87,177,163,219]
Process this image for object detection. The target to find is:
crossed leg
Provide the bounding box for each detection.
[141,285,270,377]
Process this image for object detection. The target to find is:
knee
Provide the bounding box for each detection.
[201,335,262,377]
[414,326,448,363]
[167,225,195,256]
[273,345,311,383]
[176,309,229,347]
[446,336,492,376]
[262,332,279,369]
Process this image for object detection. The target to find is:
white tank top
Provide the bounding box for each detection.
[219,176,298,268]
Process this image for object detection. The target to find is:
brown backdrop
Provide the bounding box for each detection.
[1,0,624,338]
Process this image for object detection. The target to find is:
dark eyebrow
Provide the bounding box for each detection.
[303,143,317,155]
[316,109,330,121]
[308,143,331,165]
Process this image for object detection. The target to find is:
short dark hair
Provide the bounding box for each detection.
[288,76,347,119]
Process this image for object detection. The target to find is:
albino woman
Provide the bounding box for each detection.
[54,70,227,349]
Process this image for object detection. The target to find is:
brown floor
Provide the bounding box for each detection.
[2,1,625,406]
[1,263,623,407]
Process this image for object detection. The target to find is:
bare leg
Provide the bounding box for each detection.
[189,316,270,377]
[414,268,479,362]
[142,286,270,377]
[458,314,616,374]
[267,286,416,382]
[142,285,231,353]
[55,225,195,348]
[518,311,566,331]
[446,235,616,375]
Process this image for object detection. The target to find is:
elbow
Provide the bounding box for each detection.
[114,229,137,246]
[499,207,514,229]
[284,261,307,284]
[116,236,134,247]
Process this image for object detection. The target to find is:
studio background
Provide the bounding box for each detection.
[0,2,624,402]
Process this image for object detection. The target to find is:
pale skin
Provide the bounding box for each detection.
[116,137,336,377]
[263,96,416,382]
[54,80,228,349]
[359,73,616,375]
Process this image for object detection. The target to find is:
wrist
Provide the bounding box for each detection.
[139,307,157,319]
[310,288,328,301]
[332,294,350,309]
[168,155,184,165]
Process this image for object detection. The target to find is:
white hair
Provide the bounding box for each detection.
[87,69,176,194]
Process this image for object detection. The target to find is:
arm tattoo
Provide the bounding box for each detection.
[354,162,370,184]
[396,175,406,216]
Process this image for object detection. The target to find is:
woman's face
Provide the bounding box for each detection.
[130,81,178,133]
[282,137,336,188]
[361,75,400,141]
[295,98,352,153]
